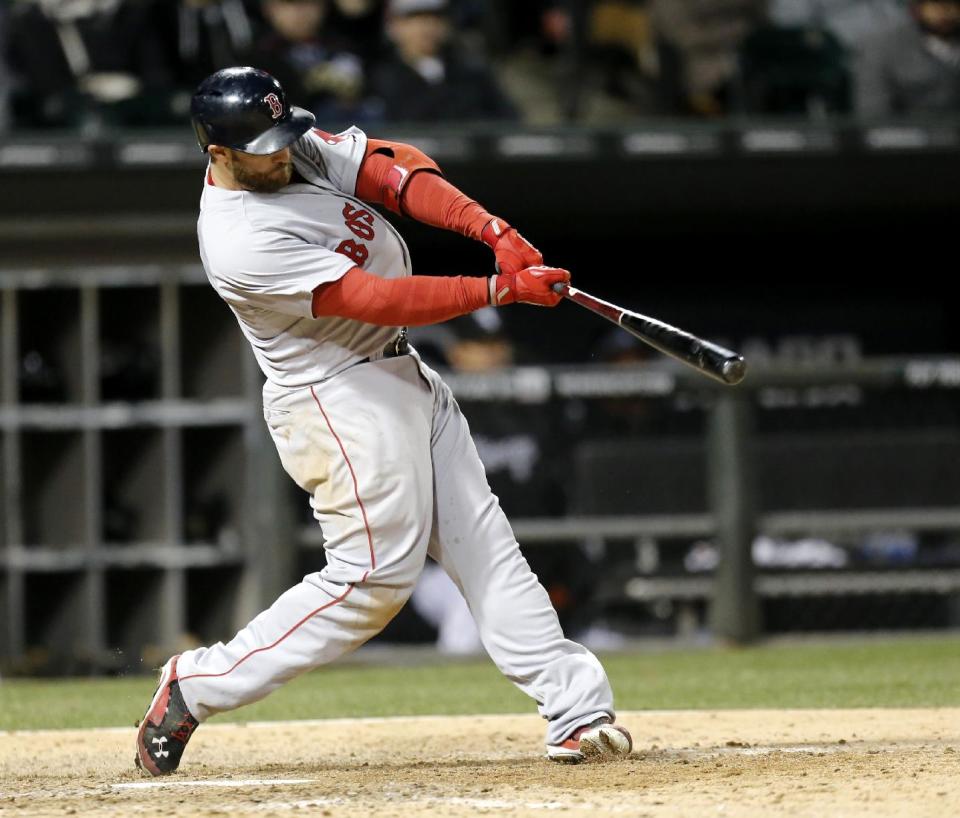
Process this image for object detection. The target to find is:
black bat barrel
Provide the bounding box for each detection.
[619,312,746,386]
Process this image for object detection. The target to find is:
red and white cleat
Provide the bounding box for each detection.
[134,655,199,776]
[546,717,632,763]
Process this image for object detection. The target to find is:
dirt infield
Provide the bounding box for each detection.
[1,709,958,817]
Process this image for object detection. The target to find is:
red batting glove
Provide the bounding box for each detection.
[490,266,570,307]
[481,217,544,275]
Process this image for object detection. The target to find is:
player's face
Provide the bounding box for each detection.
[227,147,294,193]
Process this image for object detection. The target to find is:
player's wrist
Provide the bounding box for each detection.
[490,272,518,306]
[481,217,511,250]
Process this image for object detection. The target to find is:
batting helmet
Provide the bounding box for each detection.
[190,67,316,155]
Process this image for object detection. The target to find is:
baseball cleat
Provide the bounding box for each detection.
[134,655,199,776]
[546,717,632,763]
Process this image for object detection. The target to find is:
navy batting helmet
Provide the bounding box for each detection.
[190,67,316,154]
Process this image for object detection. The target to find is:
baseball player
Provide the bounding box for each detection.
[135,66,631,775]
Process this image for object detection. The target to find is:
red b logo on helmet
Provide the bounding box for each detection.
[264,93,283,120]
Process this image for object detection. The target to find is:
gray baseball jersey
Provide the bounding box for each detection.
[198,127,409,389]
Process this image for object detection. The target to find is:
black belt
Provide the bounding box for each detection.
[364,328,410,363]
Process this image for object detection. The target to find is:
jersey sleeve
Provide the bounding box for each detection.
[292,126,368,196]
[211,230,355,319]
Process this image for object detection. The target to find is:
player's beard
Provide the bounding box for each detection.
[232,159,294,193]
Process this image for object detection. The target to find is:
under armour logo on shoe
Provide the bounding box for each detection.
[152,737,169,759]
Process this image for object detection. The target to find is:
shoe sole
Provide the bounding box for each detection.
[546,724,632,764]
[135,658,177,777]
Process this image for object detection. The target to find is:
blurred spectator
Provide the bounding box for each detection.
[768,0,903,50]
[5,0,168,130]
[244,0,375,124]
[483,1,567,56]
[651,0,767,115]
[485,2,660,123]
[736,23,851,116]
[587,1,659,113]
[739,2,893,117]
[473,1,570,124]
[149,0,256,89]
[0,6,10,133]
[326,0,385,68]
[855,0,960,117]
[371,0,518,122]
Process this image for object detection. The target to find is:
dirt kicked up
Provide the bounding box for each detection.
[1,709,958,817]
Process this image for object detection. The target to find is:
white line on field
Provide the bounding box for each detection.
[113,778,314,790]
[256,798,344,810]
[728,744,846,756]
[430,797,569,811]
[108,784,602,813]
[252,796,603,813]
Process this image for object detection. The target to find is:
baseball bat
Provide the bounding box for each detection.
[552,283,747,385]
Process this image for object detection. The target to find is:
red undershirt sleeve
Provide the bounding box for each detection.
[312,266,490,325]
[355,150,492,241]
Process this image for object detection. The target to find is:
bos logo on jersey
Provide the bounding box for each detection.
[335,203,376,267]
[264,93,283,119]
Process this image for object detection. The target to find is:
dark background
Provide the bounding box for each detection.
[2,126,957,360]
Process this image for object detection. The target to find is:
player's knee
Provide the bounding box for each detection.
[360,584,416,635]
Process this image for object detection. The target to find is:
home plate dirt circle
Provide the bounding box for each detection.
[2,709,958,817]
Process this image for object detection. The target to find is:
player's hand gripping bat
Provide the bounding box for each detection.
[552,283,746,385]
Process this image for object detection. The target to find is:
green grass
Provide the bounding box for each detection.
[1,635,958,731]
